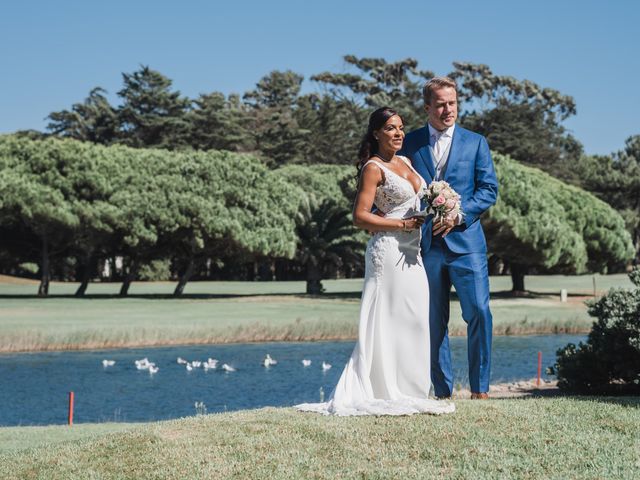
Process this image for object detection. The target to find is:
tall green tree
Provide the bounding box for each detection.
[117,66,191,149]
[160,149,305,295]
[451,62,582,180]
[46,87,119,144]
[311,55,433,130]
[0,136,306,294]
[243,70,309,166]
[188,92,254,152]
[576,135,640,263]
[0,137,80,295]
[107,148,169,295]
[483,153,635,292]
[63,142,120,296]
[294,93,364,166]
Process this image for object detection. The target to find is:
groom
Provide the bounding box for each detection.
[400,77,498,399]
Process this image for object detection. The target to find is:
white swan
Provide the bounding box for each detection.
[135,358,152,370]
[148,365,159,374]
[301,359,312,367]
[186,363,193,372]
[176,357,188,365]
[203,359,218,371]
[102,360,116,367]
[222,364,236,372]
[263,354,278,367]
[322,361,332,371]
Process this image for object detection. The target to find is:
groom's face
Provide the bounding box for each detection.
[425,87,458,131]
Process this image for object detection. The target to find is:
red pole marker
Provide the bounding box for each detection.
[536,352,542,387]
[68,391,74,426]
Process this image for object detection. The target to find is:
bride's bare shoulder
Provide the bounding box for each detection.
[360,159,385,184]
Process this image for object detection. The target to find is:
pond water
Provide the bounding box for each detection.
[0,335,585,426]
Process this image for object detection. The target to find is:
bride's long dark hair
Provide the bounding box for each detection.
[356,107,402,176]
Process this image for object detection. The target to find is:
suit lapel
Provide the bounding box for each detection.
[443,126,466,181]
[412,126,435,180]
[416,145,435,180]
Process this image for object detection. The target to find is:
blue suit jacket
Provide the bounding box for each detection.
[400,124,498,254]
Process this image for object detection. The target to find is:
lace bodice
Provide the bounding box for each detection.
[363,156,427,216]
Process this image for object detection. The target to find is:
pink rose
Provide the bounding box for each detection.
[434,194,446,206]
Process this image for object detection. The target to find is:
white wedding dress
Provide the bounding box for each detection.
[296,157,455,416]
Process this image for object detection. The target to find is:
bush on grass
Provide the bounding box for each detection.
[550,267,640,393]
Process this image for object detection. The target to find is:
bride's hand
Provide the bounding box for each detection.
[402,215,425,231]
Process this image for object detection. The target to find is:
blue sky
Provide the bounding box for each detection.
[1,0,638,155]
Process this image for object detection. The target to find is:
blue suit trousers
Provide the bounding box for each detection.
[423,236,492,396]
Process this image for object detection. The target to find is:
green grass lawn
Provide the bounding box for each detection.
[0,274,633,352]
[0,422,139,454]
[1,398,638,479]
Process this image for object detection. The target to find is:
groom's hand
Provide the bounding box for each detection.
[433,216,458,237]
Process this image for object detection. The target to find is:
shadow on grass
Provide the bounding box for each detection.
[0,291,365,301]
[506,390,640,406]
[0,289,595,301]
[589,396,640,408]
[490,290,595,299]
[548,395,640,408]
[489,391,640,407]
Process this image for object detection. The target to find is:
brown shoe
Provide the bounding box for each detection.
[470,392,489,400]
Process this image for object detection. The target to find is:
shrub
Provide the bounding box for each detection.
[18,262,39,275]
[138,259,172,281]
[549,267,640,393]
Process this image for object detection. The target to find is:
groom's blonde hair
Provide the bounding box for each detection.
[423,77,458,105]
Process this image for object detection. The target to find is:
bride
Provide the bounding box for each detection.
[296,107,455,416]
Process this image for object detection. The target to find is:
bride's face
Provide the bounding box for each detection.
[376,115,405,153]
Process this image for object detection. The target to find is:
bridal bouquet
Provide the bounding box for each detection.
[421,181,463,222]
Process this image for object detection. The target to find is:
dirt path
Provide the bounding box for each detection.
[455,379,561,399]
[0,275,38,285]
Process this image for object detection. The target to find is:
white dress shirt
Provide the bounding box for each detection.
[427,123,463,225]
[428,123,455,179]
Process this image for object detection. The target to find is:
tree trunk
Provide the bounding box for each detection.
[306,263,323,295]
[75,253,94,297]
[255,260,275,281]
[37,234,50,297]
[119,274,134,296]
[510,263,526,293]
[119,259,137,296]
[274,259,290,281]
[174,257,197,296]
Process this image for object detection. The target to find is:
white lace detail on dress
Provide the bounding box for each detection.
[363,157,426,214]
[363,157,426,281]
